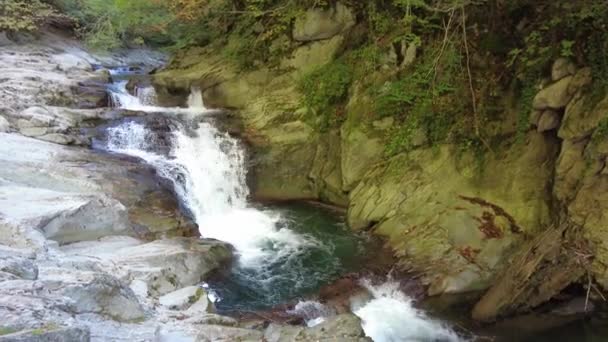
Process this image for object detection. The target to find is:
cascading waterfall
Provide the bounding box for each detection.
[104,71,462,341]
[353,280,461,342]
[105,81,318,270]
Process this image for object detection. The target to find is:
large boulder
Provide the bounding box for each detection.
[533,76,574,110]
[62,237,232,297]
[265,314,370,342]
[38,267,145,322]
[348,132,559,295]
[293,3,355,42]
[159,286,206,310]
[0,185,130,245]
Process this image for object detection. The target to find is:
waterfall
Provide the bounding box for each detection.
[104,72,462,341]
[108,80,210,114]
[105,81,317,269]
[353,280,461,342]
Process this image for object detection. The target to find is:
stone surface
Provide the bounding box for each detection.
[196,325,264,341]
[38,267,145,321]
[62,237,231,297]
[533,76,574,110]
[283,35,344,75]
[293,2,355,42]
[159,286,205,310]
[0,116,9,133]
[537,109,561,132]
[265,314,370,342]
[551,58,576,81]
[0,326,90,342]
[348,132,559,294]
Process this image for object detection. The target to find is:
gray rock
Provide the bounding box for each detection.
[537,110,561,132]
[551,58,576,81]
[62,238,232,297]
[293,2,355,42]
[159,286,204,310]
[196,325,263,342]
[533,76,574,110]
[0,185,130,245]
[0,256,38,280]
[0,326,90,342]
[0,116,9,132]
[265,314,371,342]
[39,267,145,322]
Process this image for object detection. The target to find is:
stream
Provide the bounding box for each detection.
[100,69,462,341]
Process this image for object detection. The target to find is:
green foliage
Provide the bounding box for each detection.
[0,0,62,32]
[379,42,463,156]
[0,327,17,336]
[299,61,353,131]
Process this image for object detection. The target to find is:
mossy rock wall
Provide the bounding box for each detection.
[153,2,608,314]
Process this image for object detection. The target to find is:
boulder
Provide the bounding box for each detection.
[551,58,576,81]
[0,326,90,342]
[159,286,206,310]
[114,238,231,296]
[265,314,370,342]
[293,3,355,42]
[537,109,561,132]
[0,185,130,245]
[533,76,574,110]
[38,267,145,322]
[348,132,559,295]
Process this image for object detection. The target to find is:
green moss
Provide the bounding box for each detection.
[379,42,463,156]
[299,60,353,131]
[0,327,18,336]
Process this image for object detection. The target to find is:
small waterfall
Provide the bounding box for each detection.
[105,78,317,269]
[353,280,461,342]
[108,80,210,114]
[187,86,205,110]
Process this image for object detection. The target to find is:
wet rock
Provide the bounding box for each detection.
[293,3,355,42]
[552,297,595,316]
[64,237,232,297]
[551,58,576,81]
[537,109,561,132]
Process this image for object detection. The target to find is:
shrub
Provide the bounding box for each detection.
[0,0,62,32]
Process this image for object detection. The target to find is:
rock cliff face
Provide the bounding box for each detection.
[153,1,608,318]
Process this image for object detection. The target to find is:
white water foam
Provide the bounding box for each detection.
[353,280,462,342]
[108,80,210,115]
[105,84,318,269]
